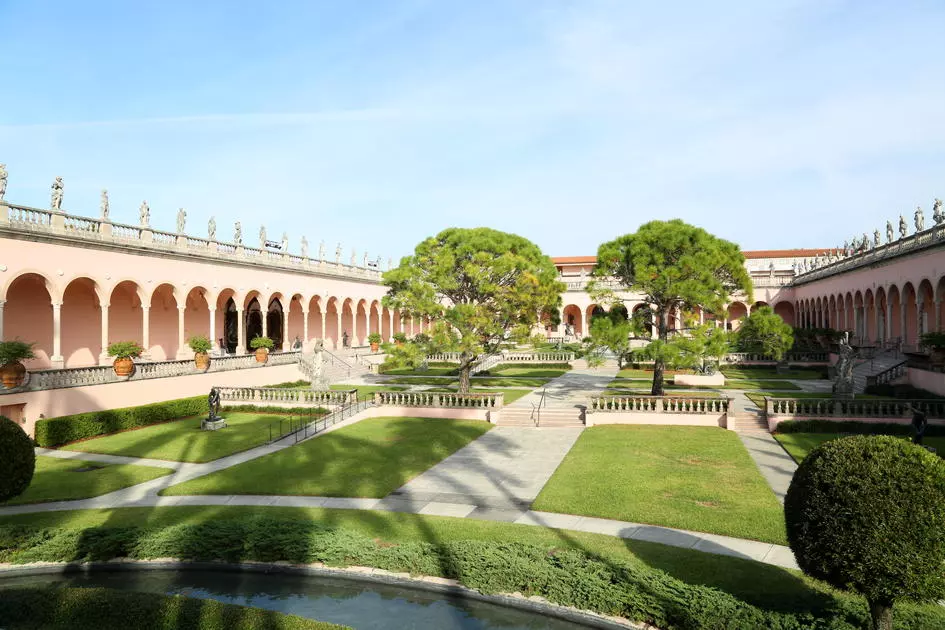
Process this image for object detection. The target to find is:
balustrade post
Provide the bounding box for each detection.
[99,302,110,365]
[0,202,8,225]
[50,301,64,368]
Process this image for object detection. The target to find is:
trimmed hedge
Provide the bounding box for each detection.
[0,416,35,502]
[2,517,943,629]
[34,396,207,447]
[862,383,944,400]
[0,586,345,629]
[776,419,945,437]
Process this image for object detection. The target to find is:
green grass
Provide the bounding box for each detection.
[532,425,787,544]
[721,367,826,380]
[162,417,491,497]
[774,433,945,464]
[0,586,344,629]
[0,457,172,506]
[378,367,458,376]
[484,366,569,377]
[606,378,801,391]
[60,413,295,463]
[4,505,942,625]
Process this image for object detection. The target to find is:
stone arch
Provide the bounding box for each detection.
[726,301,748,331]
[902,282,917,344]
[216,288,240,354]
[355,299,369,345]
[562,304,583,337]
[3,272,55,368]
[325,297,341,349]
[182,286,211,354]
[750,300,769,313]
[773,301,795,327]
[828,295,838,329]
[244,291,264,351]
[631,303,653,337]
[342,298,355,347]
[888,284,902,341]
[109,280,146,357]
[147,283,179,361]
[875,286,888,342]
[286,293,305,350]
[61,277,104,367]
[917,279,935,337]
[864,289,876,344]
[267,293,285,350]
[307,295,324,345]
[936,276,945,332]
[381,306,393,341]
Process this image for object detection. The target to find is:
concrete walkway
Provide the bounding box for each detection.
[727,389,799,503]
[386,426,584,519]
[510,361,619,410]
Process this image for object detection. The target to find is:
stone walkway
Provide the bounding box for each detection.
[386,426,584,519]
[510,361,619,410]
[726,389,798,503]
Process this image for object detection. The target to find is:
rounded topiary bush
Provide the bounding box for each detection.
[785,435,945,630]
[0,415,36,502]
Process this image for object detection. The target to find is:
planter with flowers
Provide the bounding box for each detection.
[107,341,144,377]
[188,334,213,372]
[250,336,274,364]
[0,340,36,389]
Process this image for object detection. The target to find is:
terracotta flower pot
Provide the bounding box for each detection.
[255,347,269,363]
[113,357,135,377]
[370,342,380,352]
[195,351,211,372]
[0,361,26,389]
[395,341,404,347]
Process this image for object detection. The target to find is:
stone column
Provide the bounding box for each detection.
[0,299,5,342]
[873,301,881,343]
[141,306,151,359]
[900,303,908,344]
[336,309,343,348]
[99,302,110,365]
[885,303,893,342]
[51,302,64,368]
[388,311,394,341]
[208,307,217,352]
[320,311,326,342]
[282,307,290,352]
[236,308,245,354]
[177,306,187,359]
[262,306,268,338]
[302,309,309,349]
[936,300,942,333]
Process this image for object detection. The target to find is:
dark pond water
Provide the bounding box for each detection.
[0,569,604,629]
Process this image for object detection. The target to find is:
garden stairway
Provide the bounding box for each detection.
[496,406,585,428]
[298,350,371,385]
[851,349,907,393]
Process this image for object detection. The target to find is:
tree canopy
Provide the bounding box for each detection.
[735,305,794,360]
[592,220,752,394]
[382,227,563,392]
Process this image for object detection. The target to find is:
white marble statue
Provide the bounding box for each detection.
[50,176,64,210]
[0,163,7,201]
[100,189,109,220]
[934,198,945,225]
[915,205,925,232]
[861,233,869,250]
[301,236,309,258]
[335,243,342,263]
[363,252,368,268]
[176,208,187,234]
[208,216,217,241]
[234,221,242,245]
[873,229,881,247]
[899,215,908,239]
[886,221,894,243]
[319,240,326,261]
[139,201,150,227]
[259,225,267,249]
[281,232,288,252]
[350,249,357,266]
[387,257,393,270]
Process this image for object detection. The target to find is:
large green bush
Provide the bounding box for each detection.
[0,415,35,502]
[2,516,943,629]
[34,396,207,447]
[0,586,343,629]
[785,436,945,630]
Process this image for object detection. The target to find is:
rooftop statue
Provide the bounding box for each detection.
[259,225,267,249]
[100,189,109,220]
[915,205,925,232]
[387,257,393,270]
[139,201,150,227]
[319,240,326,261]
[934,198,944,225]
[886,220,894,243]
[0,163,7,200]
[350,248,357,266]
[301,236,309,258]
[363,252,368,268]
[234,221,242,245]
[50,176,64,210]
[862,233,869,250]
[873,229,881,247]
[281,232,288,252]
[176,208,187,234]
[335,242,342,263]
[899,215,908,239]
[208,216,217,241]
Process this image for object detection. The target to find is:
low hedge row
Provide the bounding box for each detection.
[0,586,344,629]
[777,419,945,437]
[862,383,943,400]
[35,396,207,448]
[2,517,941,629]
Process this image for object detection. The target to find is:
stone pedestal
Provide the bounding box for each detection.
[201,417,227,431]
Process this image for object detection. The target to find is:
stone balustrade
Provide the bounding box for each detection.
[722,351,828,364]
[373,390,504,409]
[865,361,908,387]
[0,202,383,281]
[502,352,574,362]
[766,397,945,419]
[4,351,301,393]
[590,395,731,414]
[427,353,464,362]
[217,386,356,407]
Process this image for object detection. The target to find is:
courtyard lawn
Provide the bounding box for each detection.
[0,457,172,506]
[606,378,801,391]
[484,365,571,377]
[161,417,491,498]
[5,506,944,624]
[532,425,787,544]
[61,412,294,463]
[775,433,945,464]
[379,366,458,376]
[721,367,826,380]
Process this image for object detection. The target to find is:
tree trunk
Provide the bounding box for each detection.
[651,309,668,396]
[868,599,893,630]
[458,351,473,394]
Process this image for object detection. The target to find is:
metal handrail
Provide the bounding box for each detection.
[531,387,547,427]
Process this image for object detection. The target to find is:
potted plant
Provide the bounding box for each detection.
[187,334,213,372]
[393,332,407,347]
[0,340,36,389]
[368,332,382,352]
[250,336,274,363]
[107,341,144,377]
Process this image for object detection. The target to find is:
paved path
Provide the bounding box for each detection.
[510,361,619,410]
[35,447,184,470]
[386,426,584,518]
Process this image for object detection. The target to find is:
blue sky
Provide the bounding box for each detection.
[2,1,943,261]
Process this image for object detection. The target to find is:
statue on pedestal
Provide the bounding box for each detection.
[862,233,870,250]
[335,242,342,263]
[201,387,227,430]
[312,347,328,390]
[301,236,309,258]
[915,206,925,232]
[50,176,64,210]
[234,221,242,245]
[208,216,217,241]
[281,232,288,252]
[376,255,382,269]
[899,215,908,239]
[387,257,393,270]
[832,332,856,400]
[176,208,187,234]
[0,163,7,201]
[100,189,109,220]
[139,201,150,227]
[259,225,266,249]
[350,249,357,266]
[933,198,944,225]
[319,240,326,261]
[886,220,894,243]
[873,229,881,247]
[363,252,368,268]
